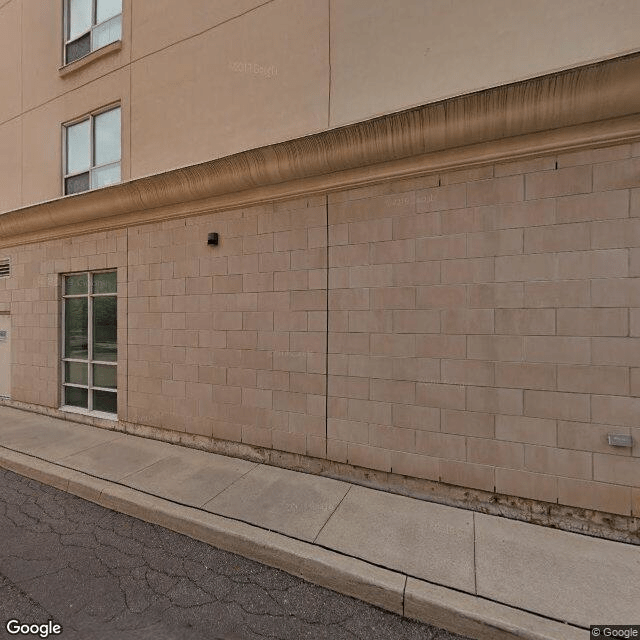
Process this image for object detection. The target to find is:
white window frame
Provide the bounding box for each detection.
[61,270,118,420]
[63,0,122,65]
[62,104,121,196]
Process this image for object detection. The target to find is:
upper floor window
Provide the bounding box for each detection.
[65,0,122,65]
[64,106,121,195]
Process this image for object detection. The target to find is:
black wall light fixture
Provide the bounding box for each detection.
[207,232,219,246]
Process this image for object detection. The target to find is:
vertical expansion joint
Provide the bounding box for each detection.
[324,194,330,458]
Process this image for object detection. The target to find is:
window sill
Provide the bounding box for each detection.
[60,405,118,421]
[59,40,122,77]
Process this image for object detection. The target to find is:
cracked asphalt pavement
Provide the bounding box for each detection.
[0,468,471,639]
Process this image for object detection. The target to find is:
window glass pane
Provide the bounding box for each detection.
[93,390,117,414]
[96,0,121,23]
[93,272,117,294]
[93,296,117,362]
[65,298,88,360]
[66,32,91,63]
[93,13,122,49]
[65,173,90,195]
[66,119,90,175]
[93,364,116,389]
[91,163,120,189]
[68,0,92,40]
[65,361,88,385]
[65,273,88,295]
[94,108,120,166]
[65,386,88,408]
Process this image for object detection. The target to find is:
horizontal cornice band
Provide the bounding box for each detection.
[2,52,640,248]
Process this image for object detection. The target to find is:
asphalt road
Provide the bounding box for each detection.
[0,467,471,640]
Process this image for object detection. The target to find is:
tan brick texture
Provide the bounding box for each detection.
[325,145,639,516]
[5,141,640,519]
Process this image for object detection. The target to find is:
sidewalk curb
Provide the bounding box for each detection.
[405,580,587,640]
[0,446,588,640]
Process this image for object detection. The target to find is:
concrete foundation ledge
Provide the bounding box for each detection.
[0,446,589,640]
[3,399,637,546]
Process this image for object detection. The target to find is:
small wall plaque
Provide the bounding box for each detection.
[607,434,633,447]
[0,330,6,342]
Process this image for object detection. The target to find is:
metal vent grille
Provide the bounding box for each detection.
[0,258,10,278]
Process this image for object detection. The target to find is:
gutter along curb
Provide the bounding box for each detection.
[0,446,587,640]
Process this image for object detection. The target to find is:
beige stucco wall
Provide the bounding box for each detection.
[130,0,329,177]
[0,0,21,125]
[0,119,21,213]
[20,68,132,207]
[329,0,640,127]
[2,0,640,213]
[20,0,131,112]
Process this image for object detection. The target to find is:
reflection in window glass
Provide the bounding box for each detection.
[93,390,117,414]
[63,272,117,415]
[65,273,88,295]
[96,0,122,23]
[68,0,91,40]
[66,33,91,63]
[93,271,117,294]
[64,298,88,359]
[65,386,88,409]
[64,107,121,195]
[65,361,88,386]
[92,14,122,49]
[91,164,121,189]
[94,107,121,166]
[65,173,90,195]
[65,0,122,64]
[93,296,117,362]
[66,120,91,175]
[93,364,116,389]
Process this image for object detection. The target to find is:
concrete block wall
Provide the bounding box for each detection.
[326,143,640,518]
[125,199,328,457]
[0,230,128,409]
[2,141,640,520]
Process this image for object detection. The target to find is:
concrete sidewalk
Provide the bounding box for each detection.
[0,407,636,639]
